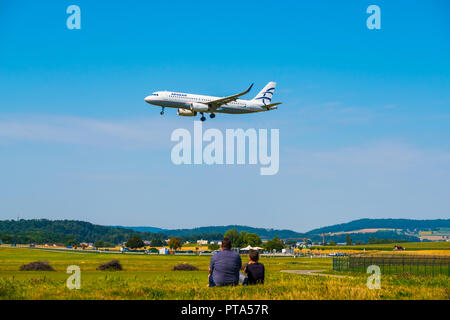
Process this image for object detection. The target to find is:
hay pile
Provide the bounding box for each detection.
[97,259,123,271]
[20,261,55,271]
[173,263,199,271]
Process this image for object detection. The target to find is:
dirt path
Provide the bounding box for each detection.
[280,269,348,278]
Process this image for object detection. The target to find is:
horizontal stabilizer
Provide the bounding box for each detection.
[263,102,282,110]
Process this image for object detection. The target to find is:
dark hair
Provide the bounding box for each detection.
[249,249,259,262]
[221,238,232,250]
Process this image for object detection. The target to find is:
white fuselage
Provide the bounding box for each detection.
[144,91,266,114]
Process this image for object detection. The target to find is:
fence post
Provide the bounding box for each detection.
[424,260,427,275]
[388,257,390,275]
[438,257,441,276]
[402,256,405,273]
[395,256,397,274]
[417,259,419,275]
[430,257,433,276]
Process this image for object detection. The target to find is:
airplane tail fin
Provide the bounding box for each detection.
[252,81,277,105]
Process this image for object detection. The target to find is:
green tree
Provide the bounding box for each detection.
[168,237,183,250]
[222,229,262,248]
[346,235,352,246]
[94,240,105,248]
[150,238,165,247]
[245,233,262,247]
[65,239,79,247]
[94,240,114,248]
[234,231,248,248]
[264,236,285,252]
[224,228,240,246]
[125,235,144,249]
[1,234,13,244]
[329,241,336,246]
[208,243,220,251]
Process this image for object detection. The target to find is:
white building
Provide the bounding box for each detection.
[197,239,208,245]
[159,248,169,255]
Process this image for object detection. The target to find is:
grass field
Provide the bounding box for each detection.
[0,247,448,300]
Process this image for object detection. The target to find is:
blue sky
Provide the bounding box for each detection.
[0,0,449,232]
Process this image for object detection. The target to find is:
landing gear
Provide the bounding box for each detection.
[160,107,165,115]
[209,113,216,119]
[200,112,206,122]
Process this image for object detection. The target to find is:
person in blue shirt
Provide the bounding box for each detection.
[208,238,242,287]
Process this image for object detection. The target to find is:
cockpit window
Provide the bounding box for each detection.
[152,93,159,96]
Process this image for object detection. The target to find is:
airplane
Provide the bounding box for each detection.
[144,82,281,121]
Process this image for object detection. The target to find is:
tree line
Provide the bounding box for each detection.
[124,228,286,252]
[0,219,163,245]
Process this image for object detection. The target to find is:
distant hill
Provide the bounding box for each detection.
[312,231,420,244]
[306,218,450,235]
[118,225,305,240]
[121,219,450,239]
[161,225,304,239]
[0,219,161,245]
[111,226,166,233]
[1,218,449,245]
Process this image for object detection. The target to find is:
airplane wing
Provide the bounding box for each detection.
[208,83,253,110]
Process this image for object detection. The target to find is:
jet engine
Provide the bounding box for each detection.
[190,102,209,112]
[177,108,197,117]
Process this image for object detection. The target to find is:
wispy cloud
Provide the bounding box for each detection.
[0,114,180,149]
[284,141,450,178]
[293,101,376,125]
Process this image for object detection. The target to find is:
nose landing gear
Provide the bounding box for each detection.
[160,107,165,115]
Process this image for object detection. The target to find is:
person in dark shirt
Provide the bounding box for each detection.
[209,238,242,287]
[243,249,265,285]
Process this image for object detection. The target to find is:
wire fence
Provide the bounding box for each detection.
[333,255,450,276]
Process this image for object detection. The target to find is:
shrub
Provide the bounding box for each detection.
[168,237,183,250]
[208,243,220,251]
[125,235,144,249]
[20,261,55,271]
[97,259,123,271]
[173,263,199,271]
